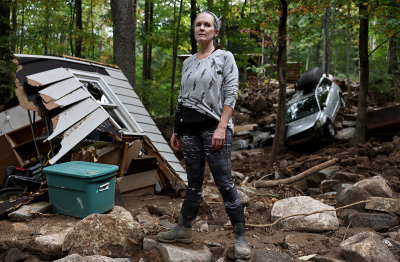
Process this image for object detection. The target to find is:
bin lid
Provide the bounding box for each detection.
[43,161,119,178]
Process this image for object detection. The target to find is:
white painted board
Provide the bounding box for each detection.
[129,113,156,125]
[39,78,83,102]
[139,123,162,134]
[49,107,109,165]
[0,106,42,136]
[109,85,139,98]
[176,171,188,183]
[26,68,73,86]
[115,95,144,107]
[145,133,166,144]
[105,68,128,81]
[158,151,181,163]
[102,76,133,90]
[168,162,186,173]
[151,141,174,153]
[46,98,100,142]
[48,87,90,108]
[125,105,151,116]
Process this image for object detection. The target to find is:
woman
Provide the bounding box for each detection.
[157,11,251,259]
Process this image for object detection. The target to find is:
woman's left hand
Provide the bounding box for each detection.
[211,126,226,150]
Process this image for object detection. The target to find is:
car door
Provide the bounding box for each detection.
[316,78,336,120]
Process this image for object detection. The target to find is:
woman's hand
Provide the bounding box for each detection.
[170,133,181,151]
[211,126,226,150]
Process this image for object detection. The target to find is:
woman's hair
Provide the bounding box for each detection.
[193,11,222,49]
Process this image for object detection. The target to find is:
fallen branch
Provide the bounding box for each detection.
[254,158,337,188]
[286,156,327,170]
[246,200,369,228]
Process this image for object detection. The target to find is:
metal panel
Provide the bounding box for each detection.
[39,78,83,102]
[26,68,73,86]
[49,107,109,165]
[102,75,132,90]
[0,106,42,136]
[109,85,139,99]
[46,98,99,142]
[151,141,174,153]
[105,68,128,81]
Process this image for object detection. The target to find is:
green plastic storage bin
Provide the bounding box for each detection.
[43,161,119,218]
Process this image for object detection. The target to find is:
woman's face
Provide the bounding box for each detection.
[194,13,219,45]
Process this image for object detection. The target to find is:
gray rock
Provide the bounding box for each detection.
[199,222,209,232]
[30,229,71,260]
[335,184,372,211]
[148,203,179,218]
[394,136,400,142]
[257,116,275,127]
[307,188,321,196]
[135,212,160,226]
[340,232,397,262]
[233,171,244,180]
[335,127,355,140]
[114,259,131,262]
[254,201,266,212]
[54,254,116,262]
[62,206,144,257]
[366,197,400,215]
[238,186,257,195]
[203,240,221,247]
[158,220,175,229]
[4,248,27,262]
[237,190,250,207]
[332,172,365,182]
[383,238,400,258]
[344,212,398,231]
[252,132,271,146]
[158,243,212,262]
[279,160,288,168]
[236,130,252,136]
[232,139,249,151]
[253,97,269,113]
[320,180,344,193]
[143,237,159,251]
[239,107,251,114]
[231,151,247,160]
[8,202,52,222]
[311,255,345,262]
[357,175,392,198]
[271,196,339,232]
[317,166,341,180]
[234,124,258,134]
[342,121,357,127]
[214,257,228,262]
[388,232,400,241]
[251,249,291,262]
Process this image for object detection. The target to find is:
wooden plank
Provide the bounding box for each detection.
[102,76,133,90]
[118,142,129,177]
[124,140,142,172]
[49,108,109,165]
[26,68,74,86]
[151,141,174,153]
[139,123,162,134]
[0,135,21,182]
[42,88,91,110]
[105,68,128,81]
[116,170,158,193]
[115,95,144,107]
[46,98,99,141]
[39,78,83,102]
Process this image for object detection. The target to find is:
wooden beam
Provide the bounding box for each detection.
[118,142,129,177]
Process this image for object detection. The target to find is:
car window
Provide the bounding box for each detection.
[316,78,332,105]
[286,96,320,123]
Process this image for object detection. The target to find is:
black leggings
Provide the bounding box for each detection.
[182,126,241,210]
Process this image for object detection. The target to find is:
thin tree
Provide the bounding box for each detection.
[170,0,183,115]
[265,0,287,173]
[322,6,330,76]
[111,0,136,90]
[190,0,197,54]
[76,0,82,57]
[351,1,369,146]
[390,36,399,100]
[143,0,149,80]
[148,0,153,79]
[11,0,17,54]
[346,2,353,102]
[19,2,25,53]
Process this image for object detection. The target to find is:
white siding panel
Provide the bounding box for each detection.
[139,123,162,134]
[39,78,83,102]
[151,141,173,153]
[0,106,42,136]
[102,76,132,90]
[168,162,186,173]
[124,104,150,116]
[176,171,188,183]
[27,68,73,86]
[159,151,181,163]
[105,68,128,81]
[108,85,139,99]
[145,133,167,143]
[115,95,144,107]
[130,113,156,125]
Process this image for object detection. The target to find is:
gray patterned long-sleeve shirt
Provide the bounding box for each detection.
[178,49,239,131]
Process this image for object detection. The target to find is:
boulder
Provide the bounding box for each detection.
[234,124,258,135]
[251,249,291,262]
[335,127,355,140]
[332,172,365,182]
[335,185,371,211]
[148,203,180,218]
[340,232,397,262]
[62,206,144,257]
[158,243,212,262]
[357,175,392,198]
[257,116,275,127]
[344,212,398,231]
[271,196,339,232]
[320,180,344,193]
[135,212,160,226]
[366,197,400,215]
[237,190,250,207]
[8,202,52,222]
[158,220,175,230]
[253,97,269,113]
[317,166,341,180]
[143,237,158,251]
[4,248,26,262]
[30,229,71,260]
[54,254,116,262]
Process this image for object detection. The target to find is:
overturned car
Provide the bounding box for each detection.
[285,67,344,146]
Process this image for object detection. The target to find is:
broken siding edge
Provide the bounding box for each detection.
[14,74,47,118]
[14,54,92,66]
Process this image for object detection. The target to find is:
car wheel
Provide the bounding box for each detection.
[324,121,336,138]
[340,95,346,107]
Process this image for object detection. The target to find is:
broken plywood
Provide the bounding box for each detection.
[14,76,47,118]
[39,77,83,103]
[49,107,109,164]
[45,98,99,141]
[94,119,122,142]
[26,68,73,86]
[116,169,159,193]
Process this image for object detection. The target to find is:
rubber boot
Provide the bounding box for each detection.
[226,204,251,259]
[157,200,200,243]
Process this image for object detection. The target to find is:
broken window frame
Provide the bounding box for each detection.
[66,68,144,135]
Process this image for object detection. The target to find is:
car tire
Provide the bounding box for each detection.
[340,95,346,107]
[324,121,336,138]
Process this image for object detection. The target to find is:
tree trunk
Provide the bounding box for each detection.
[323,7,330,76]
[19,2,25,53]
[220,0,229,48]
[390,37,399,99]
[143,0,149,80]
[44,4,49,54]
[351,1,369,147]
[265,0,287,173]
[190,0,197,54]
[69,2,75,56]
[346,3,353,101]
[240,0,246,18]
[334,46,337,77]
[111,0,136,90]
[306,45,310,70]
[148,0,153,79]
[75,0,82,57]
[11,0,17,54]
[207,0,213,12]
[170,0,183,115]
[91,0,94,56]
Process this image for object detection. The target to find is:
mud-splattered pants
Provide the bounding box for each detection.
[182,126,245,225]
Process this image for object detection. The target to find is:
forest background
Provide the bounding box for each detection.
[0,0,399,120]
